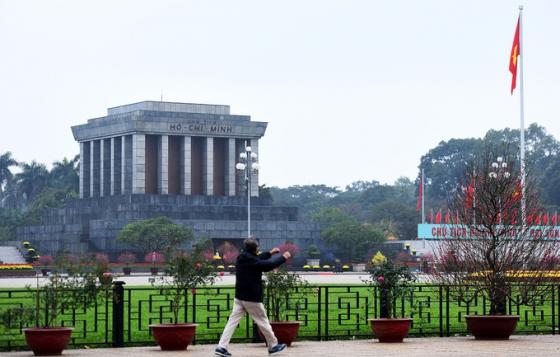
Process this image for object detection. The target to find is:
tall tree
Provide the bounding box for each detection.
[117,216,194,254]
[369,201,417,240]
[50,155,79,194]
[15,161,49,204]
[322,220,385,262]
[0,152,18,204]
[419,138,482,203]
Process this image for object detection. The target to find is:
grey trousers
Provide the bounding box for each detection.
[218,298,278,349]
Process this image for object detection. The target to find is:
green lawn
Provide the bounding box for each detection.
[1,284,558,351]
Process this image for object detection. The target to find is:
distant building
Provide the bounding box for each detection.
[18,101,321,256]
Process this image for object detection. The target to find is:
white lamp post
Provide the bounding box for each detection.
[489,157,510,225]
[236,143,259,238]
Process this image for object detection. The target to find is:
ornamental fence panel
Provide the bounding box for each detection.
[0,283,558,351]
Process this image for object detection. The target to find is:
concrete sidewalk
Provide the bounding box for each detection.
[4,335,560,357]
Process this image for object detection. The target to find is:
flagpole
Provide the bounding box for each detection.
[421,169,425,224]
[421,169,426,248]
[518,5,527,228]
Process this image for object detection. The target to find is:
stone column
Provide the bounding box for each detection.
[90,140,101,197]
[158,135,169,194]
[90,141,95,197]
[226,138,236,196]
[132,134,146,194]
[181,136,192,195]
[113,136,122,195]
[110,137,115,195]
[100,139,105,197]
[79,142,85,198]
[100,139,111,196]
[250,139,259,197]
[121,135,127,194]
[204,137,214,195]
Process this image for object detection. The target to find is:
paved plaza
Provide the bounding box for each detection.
[4,335,560,356]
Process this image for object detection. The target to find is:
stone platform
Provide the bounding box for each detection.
[17,194,321,257]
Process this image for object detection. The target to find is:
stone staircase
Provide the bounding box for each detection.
[0,246,27,264]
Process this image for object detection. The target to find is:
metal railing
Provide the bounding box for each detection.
[1,283,559,351]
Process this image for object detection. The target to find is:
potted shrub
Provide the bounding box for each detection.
[432,150,559,340]
[218,242,239,267]
[366,259,416,342]
[149,249,216,350]
[277,241,300,269]
[305,244,321,267]
[117,252,136,275]
[263,270,310,346]
[93,253,110,281]
[36,255,54,276]
[0,254,101,355]
[145,251,165,275]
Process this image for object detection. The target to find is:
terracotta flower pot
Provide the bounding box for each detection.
[150,323,198,350]
[23,327,73,356]
[259,321,300,347]
[465,315,519,340]
[369,318,412,343]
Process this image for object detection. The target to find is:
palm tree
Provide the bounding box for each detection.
[0,152,18,203]
[50,155,79,193]
[15,161,49,204]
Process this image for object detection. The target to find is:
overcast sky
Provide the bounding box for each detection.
[1,1,559,189]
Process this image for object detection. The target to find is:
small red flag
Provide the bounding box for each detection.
[435,209,442,224]
[465,180,474,208]
[509,16,521,94]
[416,176,423,212]
[535,214,541,226]
[445,211,450,224]
[552,212,558,226]
[543,212,549,226]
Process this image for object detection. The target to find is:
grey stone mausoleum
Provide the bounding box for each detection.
[18,101,321,256]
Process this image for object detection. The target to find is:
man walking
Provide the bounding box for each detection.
[215,237,291,356]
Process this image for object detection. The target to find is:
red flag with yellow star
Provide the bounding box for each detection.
[509,16,520,94]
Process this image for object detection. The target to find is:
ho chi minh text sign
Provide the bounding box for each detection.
[418,224,560,240]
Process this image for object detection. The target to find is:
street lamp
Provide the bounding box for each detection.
[489,157,510,224]
[236,143,259,238]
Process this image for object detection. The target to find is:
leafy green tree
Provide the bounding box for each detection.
[419,138,482,202]
[369,201,418,240]
[50,156,79,194]
[0,152,18,204]
[117,216,194,254]
[15,161,49,204]
[311,206,348,226]
[322,219,385,263]
[269,184,340,219]
[540,155,560,207]
[0,208,26,241]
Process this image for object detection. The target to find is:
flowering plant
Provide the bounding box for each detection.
[264,269,310,322]
[144,251,165,265]
[365,259,416,318]
[153,249,216,324]
[35,255,54,266]
[117,252,136,266]
[0,264,34,270]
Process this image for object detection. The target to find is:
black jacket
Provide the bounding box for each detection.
[235,250,286,302]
